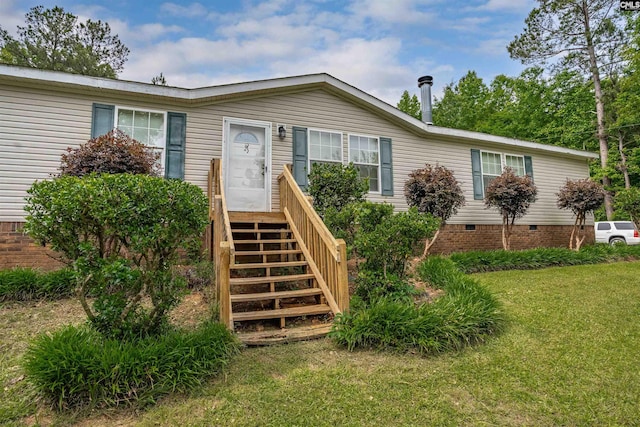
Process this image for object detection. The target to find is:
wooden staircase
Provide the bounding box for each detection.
[228,212,333,334]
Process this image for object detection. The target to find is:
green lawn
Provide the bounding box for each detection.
[2,262,640,426]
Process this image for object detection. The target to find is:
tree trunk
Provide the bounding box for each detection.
[582,0,613,219]
[421,228,441,259]
[618,130,631,189]
[502,216,511,251]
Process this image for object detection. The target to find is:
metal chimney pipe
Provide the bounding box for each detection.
[418,75,433,125]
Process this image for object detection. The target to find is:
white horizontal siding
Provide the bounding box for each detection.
[1,83,592,225]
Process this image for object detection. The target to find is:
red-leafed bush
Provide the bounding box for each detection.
[404,163,465,256]
[557,179,605,250]
[59,130,160,177]
[485,168,537,250]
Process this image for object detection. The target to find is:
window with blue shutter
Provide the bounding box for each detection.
[165,112,186,179]
[91,103,114,138]
[471,149,534,200]
[89,103,185,178]
[292,126,308,189]
[379,137,393,196]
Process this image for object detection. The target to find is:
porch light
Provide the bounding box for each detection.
[278,124,286,139]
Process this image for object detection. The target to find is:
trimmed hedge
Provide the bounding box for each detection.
[0,268,75,301]
[329,257,504,354]
[23,322,240,410]
[450,244,640,274]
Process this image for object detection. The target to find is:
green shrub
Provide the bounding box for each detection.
[24,174,209,340]
[23,322,240,410]
[330,256,504,354]
[323,201,395,256]
[0,267,75,301]
[354,271,418,304]
[449,244,640,274]
[355,207,439,278]
[307,162,369,218]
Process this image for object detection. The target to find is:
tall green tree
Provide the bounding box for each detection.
[432,71,492,130]
[397,90,421,120]
[507,0,625,219]
[0,6,129,78]
[610,15,640,189]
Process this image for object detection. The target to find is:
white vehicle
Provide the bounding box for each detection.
[594,221,640,246]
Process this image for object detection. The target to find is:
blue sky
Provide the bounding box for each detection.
[1,0,535,104]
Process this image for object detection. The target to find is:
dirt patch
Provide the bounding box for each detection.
[170,290,213,328]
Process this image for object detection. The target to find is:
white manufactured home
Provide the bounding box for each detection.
[0,64,598,332]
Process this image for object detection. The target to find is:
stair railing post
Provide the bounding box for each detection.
[336,239,349,311]
[219,241,232,329]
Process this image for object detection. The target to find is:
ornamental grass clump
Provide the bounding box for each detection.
[330,257,504,354]
[450,244,640,274]
[23,322,240,410]
[0,267,75,301]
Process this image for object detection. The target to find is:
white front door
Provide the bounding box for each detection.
[223,118,272,212]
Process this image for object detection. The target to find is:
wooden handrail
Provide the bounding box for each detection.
[278,165,349,312]
[209,158,234,328]
[279,166,341,260]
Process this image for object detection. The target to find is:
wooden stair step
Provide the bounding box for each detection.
[231,288,322,303]
[231,260,308,270]
[234,238,296,244]
[233,304,332,321]
[238,324,333,346]
[232,228,291,234]
[234,249,301,256]
[228,212,286,223]
[230,273,315,286]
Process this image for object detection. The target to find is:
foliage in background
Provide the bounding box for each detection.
[354,207,438,279]
[59,130,160,177]
[507,0,625,220]
[449,244,640,274]
[0,268,75,301]
[397,90,422,120]
[151,72,167,85]
[557,178,605,249]
[307,162,368,218]
[24,174,209,339]
[404,163,465,257]
[330,256,504,355]
[23,322,239,410]
[0,6,129,78]
[484,168,537,250]
[614,187,640,224]
[431,68,596,152]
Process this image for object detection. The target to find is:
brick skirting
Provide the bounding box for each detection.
[0,221,594,270]
[429,223,594,255]
[0,222,65,271]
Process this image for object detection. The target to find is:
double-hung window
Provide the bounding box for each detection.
[309,129,343,167]
[349,134,380,192]
[480,151,526,194]
[115,107,167,168]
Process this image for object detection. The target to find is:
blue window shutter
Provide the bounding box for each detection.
[292,126,308,190]
[166,112,186,179]
[91,103,114,138]
[524,155,534,182]
[471,149,483,200]
[380,137,393,196]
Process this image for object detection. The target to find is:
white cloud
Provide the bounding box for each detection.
[160,2,209,18]
[0,1,28,37]
[348,0,438,25]
[478,0,534,13]
[474,37,510,56]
